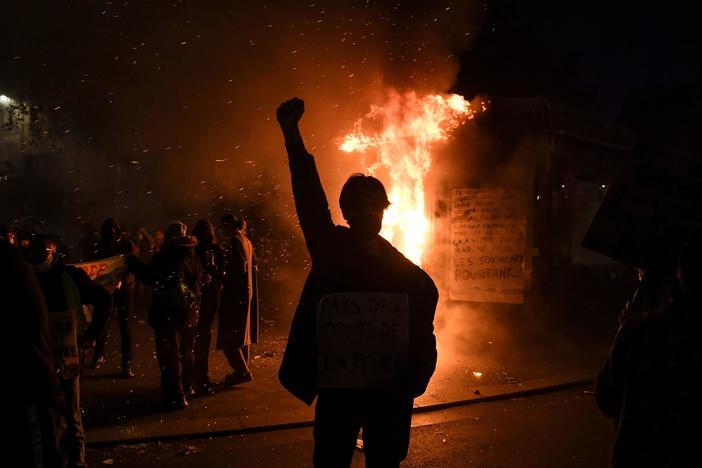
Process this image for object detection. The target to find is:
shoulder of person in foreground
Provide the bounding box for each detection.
[596,308,661,417]
[377,236,438,301]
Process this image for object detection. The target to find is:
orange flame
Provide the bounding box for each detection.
[340,91,480,265]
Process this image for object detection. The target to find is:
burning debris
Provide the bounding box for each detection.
[340,91,485,264]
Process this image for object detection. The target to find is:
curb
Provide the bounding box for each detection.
[414,377,594,414]
[87,374,595,449]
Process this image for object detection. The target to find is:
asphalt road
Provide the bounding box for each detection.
[80,299,616,439]
[86,385,613,467]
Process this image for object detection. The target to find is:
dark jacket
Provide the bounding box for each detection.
[596,295,702,467]
[278,140,439,405]
[3,244,66,468]
[195,241,224,290]
[129,236,202,329]
[33,260,112,378]
[33,263,111,338]
[2,243,59,405]
[218,232,259,349]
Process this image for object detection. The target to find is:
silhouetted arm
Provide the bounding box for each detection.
[595,317,641,419]
[408,270,439,397]
[277,98,335,261]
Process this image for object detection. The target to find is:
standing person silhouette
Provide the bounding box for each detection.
[596,228,702,467]
[88,218,135,378]
[192,219,224,393]
[218,214,258,387]
[276,97,438,468]
[26,234,111,467]
[4,239,65,468]
[127,221,202,409]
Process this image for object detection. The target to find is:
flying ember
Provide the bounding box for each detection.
[340,91,482,265]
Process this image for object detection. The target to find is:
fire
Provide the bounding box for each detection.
[340,91,480,265]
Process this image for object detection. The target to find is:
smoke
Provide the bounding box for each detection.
[422,105,625,382]
[4,0,484,216]
[2,1,487,319]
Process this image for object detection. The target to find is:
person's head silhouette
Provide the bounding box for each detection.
[220,214,246,240]
[24,234,58,268]
[339,174,390,241]
[100,217,122,244]
[164,220,188,242]
[192,219,215,244]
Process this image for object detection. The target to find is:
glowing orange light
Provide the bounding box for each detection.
[340,90,480,265]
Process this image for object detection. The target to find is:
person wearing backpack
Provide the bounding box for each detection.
[128,220,203,409]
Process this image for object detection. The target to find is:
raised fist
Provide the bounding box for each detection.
[276,97,305,130]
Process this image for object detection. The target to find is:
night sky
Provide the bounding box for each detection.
[491,0,702,113]
[1,0,700,227]
[3,1,700,144]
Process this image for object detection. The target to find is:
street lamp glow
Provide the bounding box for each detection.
[0,94,12,106]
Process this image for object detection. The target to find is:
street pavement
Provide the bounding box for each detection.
[86,385,613,467]
[80,302,616,447]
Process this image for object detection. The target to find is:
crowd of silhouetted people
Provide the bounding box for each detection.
[5,214,258,468]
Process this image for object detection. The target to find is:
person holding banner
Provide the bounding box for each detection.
[25,234,111,468]
[276,98,439,468]
[88,217,135,378]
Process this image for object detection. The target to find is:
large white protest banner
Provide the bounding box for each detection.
[449,188,527,304]
[317,292,409,388]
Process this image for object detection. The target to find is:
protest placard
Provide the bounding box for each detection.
[317,292,409,388]
[449,188,527,304]
[48,309,80,379]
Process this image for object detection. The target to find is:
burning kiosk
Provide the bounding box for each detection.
[429,97,637,311]
[341,93,636,316]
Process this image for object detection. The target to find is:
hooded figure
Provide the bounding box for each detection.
[128,220,202,409]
